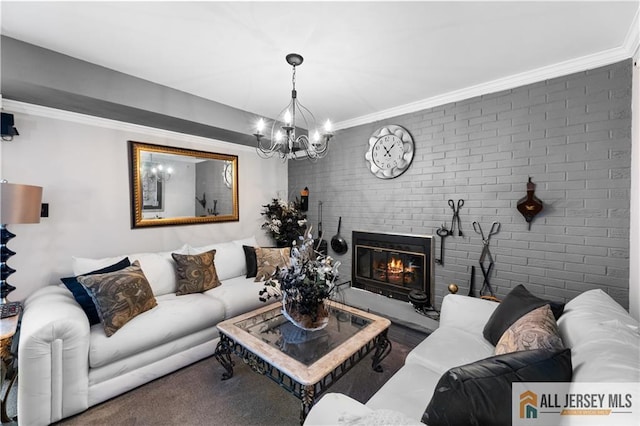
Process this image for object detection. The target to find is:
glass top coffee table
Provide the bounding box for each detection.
[214,301,392,423]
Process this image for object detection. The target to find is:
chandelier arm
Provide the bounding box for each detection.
[253,53,332,162]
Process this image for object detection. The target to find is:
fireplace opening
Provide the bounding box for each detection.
[352,231,434,304]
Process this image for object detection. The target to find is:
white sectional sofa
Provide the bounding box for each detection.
[305,288,640,425]
[17,236,266,426]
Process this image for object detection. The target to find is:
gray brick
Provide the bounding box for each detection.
[289,60,631,309]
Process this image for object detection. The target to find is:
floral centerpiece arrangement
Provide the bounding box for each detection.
[261,198,307,247]
[259,228,341,330]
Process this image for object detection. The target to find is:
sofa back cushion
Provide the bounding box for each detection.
[558,289,640,382]
[190,236,257,281]
[72,244,190,297]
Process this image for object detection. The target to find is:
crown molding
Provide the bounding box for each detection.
[336,8,640,131]
[1,99,256,153]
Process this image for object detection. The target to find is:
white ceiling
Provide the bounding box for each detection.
[1,1,639,130]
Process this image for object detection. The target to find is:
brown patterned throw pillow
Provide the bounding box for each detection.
[78,260,157,337]
[171,249,221,295]
[495,304,564,355]
[254,247,291,282]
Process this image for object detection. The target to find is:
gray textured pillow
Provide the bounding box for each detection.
[171,249,220,295]
[495,304,564,355]
[254,247,290,282]
[79,260,157,337]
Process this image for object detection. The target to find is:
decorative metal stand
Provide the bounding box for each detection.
[213,329,392,424]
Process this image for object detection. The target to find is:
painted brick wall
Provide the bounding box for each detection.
[288,60,633,309]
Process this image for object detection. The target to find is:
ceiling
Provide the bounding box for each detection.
[1,1,639,130]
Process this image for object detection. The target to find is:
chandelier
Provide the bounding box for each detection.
[254,53,333,161]
[141,154,173,182]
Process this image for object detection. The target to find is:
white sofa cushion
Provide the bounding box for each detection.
[558,288,640,383]
[89,327,218,386]
[72,244,190,297]
[204,275,266,319]
[191,239,254,281]
[558,288,638,348]
[366,363,443,420]
[438,294,499,334]
[405,327,495,375]
[304,393,372,426]
[89,292,225,368]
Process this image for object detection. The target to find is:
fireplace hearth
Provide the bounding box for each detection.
[352,231,434,305]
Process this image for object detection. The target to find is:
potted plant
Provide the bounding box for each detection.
[259,229,341,330]
[261,198,307,247]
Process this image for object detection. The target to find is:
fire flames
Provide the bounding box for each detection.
[388,257,404,274]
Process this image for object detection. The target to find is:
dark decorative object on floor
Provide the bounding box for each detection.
[261,198,307,247]
[259,229,340,330]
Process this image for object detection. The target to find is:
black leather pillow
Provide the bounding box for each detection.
[243,245,258,278]
[61,257,131,325]
[422,348,572,426]
[483,284,565,345]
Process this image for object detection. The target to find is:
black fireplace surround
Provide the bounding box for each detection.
[352,231,435,304]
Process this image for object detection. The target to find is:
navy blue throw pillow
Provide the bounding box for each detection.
[243,245,258,278]
[61,257,131,325]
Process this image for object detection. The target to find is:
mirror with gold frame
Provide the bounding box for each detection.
[128,141,239,228]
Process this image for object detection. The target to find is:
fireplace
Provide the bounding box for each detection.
[352,231,435,304]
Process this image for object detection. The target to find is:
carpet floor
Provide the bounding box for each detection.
[36,325,425,426]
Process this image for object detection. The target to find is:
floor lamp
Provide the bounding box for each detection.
[0,181,43,304]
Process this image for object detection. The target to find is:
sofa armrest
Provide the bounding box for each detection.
[18,286,91,426]
[439,294,499,336]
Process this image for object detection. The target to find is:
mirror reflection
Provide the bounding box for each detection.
[129,141,239,228]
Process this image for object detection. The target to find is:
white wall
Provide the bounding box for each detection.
[0,100,287,301]
[631,50,640,320]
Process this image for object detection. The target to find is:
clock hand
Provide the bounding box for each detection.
[383,144,392,157]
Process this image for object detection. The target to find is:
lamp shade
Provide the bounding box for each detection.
[0,182,43,224]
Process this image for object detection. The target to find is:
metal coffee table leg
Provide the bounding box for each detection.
[214,335,235,380]
[371,330,392,372]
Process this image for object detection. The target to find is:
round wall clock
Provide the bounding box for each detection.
[223,161,233,188]
[365,124,415,179]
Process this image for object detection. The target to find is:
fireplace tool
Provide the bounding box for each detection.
[315,201,327,255]
[408,289,439,320]
[473,221,500,301]
[435,225,450,265]
[448,199,464,236]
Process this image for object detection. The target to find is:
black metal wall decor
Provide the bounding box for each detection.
[517,177,544,230]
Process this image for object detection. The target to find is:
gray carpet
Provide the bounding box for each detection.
[41,327,421,426]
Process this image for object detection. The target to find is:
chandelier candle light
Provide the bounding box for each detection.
[254,53,334,161]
